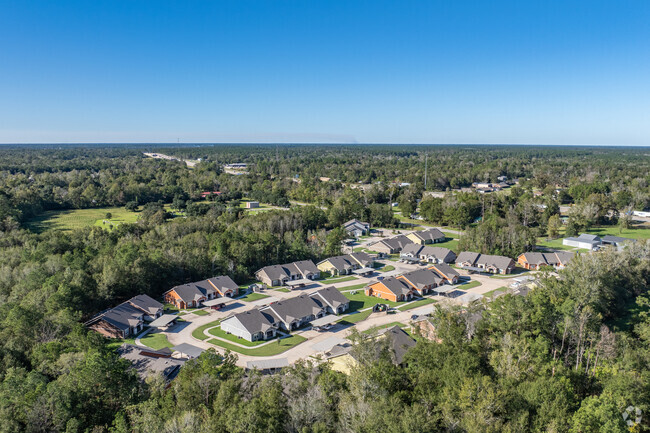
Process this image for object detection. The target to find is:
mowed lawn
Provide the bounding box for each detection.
[139,332,174,350]
[537,226,650,250]
[207,334,307,356]
[26,207,139,233]
[344,291,400,312]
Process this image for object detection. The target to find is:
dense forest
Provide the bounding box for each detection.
[0,144,650,432]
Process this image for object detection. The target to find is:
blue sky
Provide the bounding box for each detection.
[1,0,649,144]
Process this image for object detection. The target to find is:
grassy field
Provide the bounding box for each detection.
[537,226,650,251]
[207,334,307,356]
[192,319,222,340]
[275,288,291,293]
[336,283,368,292]
[139,332,174,350]
[239,293,270,302]
[26,206,140,233]
[398,297,437,311]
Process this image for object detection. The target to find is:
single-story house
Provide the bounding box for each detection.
[406,228,446,245]
[427,263,460,284]
[400,243,456,264]
[365,277,416,302]
[125,294,164,321]
[343,219,370,237]
[371,235,412,254]
[517,251,574,270]
[317,252,374,276]
[220,308,280,342]
[310,286,350,314]
[562,233,602,250]
[163,279,220,309]
[397,269,442,295]
[264,295,327,331]
[456,252,516,274]
[86,294,163,339]
[327,326,416,374]
[85,303,145,339]
[255,260,321,287]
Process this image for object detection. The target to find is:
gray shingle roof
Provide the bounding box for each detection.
[456,251,480,265]
[128,294,163,316]
[257,260,319,281]
[377,325,416,364]
[97,303,143,331]
[207,276,238,293]
[168,280,216,304]
[399,269,441,289]
[320,255,356,272]
[378,235,412,251]
[227,308,277,334]
[311,286,350,310]
[476,254,515,270]
[380,277,415,296]
[412,228,445,242]
[429,263,460,279]
[266,295,323,324]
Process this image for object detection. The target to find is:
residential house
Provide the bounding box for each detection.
[327,326,416,374]
[456,252,516,274]
[310,286,350,314]
[164,279,218,309]
[317,252,374,276]
[365,277,416,302]
[220,308,280,342]
[562,233,601,250]
[125,294,164,321]
[397,269,442,295]
[428,263,460,284]
[264,295,326,331]
[371,234,412,254]
[85,302,146,339]
[255,260,320,287]
[400,243,456,264]
[517,252,574,270]
[343,219,370,238]
[206,276,239,297]
[406,228,446,245]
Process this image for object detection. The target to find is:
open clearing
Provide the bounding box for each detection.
[26,207,140,233]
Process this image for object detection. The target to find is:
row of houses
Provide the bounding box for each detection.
[400,244,457,264]
[220,286,350,341]
[365,264,460,302]
[255,260,321,287]
[317,252,375,276]
[163,276,240,309]
[371,228,447,254]
[517,251,574,270]
[455,252,516,275]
